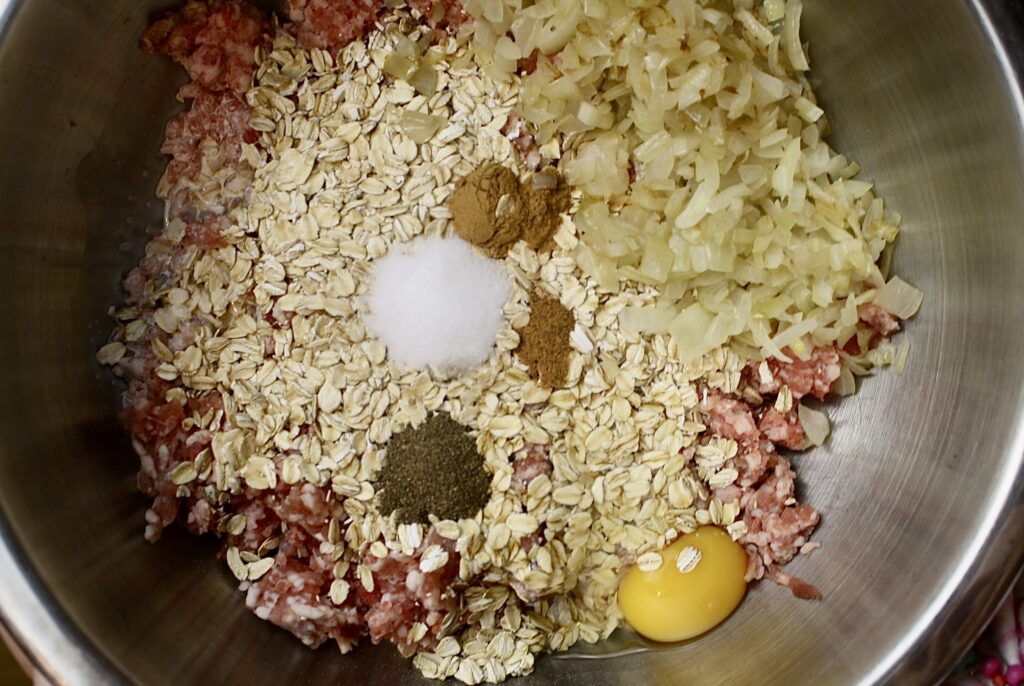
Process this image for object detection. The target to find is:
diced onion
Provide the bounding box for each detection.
[398,110,446,144]
[764,0,786,23]
[407,66,438,96]
[833,366,857,396]
[893,339,911,375]
[783,0,810,71]
[383,54,416,81]
[466,0,914,372]
[874,276,923,319]
[798,403,830,446]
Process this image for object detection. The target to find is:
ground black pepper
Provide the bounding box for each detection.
[375,412,490,524]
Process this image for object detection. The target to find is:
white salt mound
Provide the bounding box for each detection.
[363,236,512,373]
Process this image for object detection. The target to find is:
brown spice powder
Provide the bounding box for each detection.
[515,288,575,388]
[450,163,570,258]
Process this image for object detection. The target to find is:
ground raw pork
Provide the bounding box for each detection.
[699,347,845,600]
[286,0,465,51]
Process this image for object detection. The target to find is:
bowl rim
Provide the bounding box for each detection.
[0,0,1023,684]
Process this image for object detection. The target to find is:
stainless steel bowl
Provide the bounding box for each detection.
[1,0,1023,684]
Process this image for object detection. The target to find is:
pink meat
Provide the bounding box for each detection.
[752,345,842,401]
[124,391,224,541]
[767,567,822,601]
[360,532,460,649]
[740,454,820,593]
[733,439,773,488]
[511,444,553,493]
[246,557,365,651]
[271,482,334,537]
[141,0,269,94]
[161,86,256,187]
[758,407,809,451]
[700,391,759,442]
[229,498,284,553]
[858,303,900,337]
[286,0,381,51]
[183,214,231,249]
[701,386,822,599]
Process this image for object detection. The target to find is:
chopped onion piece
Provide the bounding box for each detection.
[874,276,923,319]
[532,172,558,189]
[736,9,774,48]
[894,339,911,375]
[383,54,416,81]
[834,366,857,396]
[783,0,810,71]
[798,403,830,446]
[770,315,819,353]
[638,238,673,284]
[620,302,675,335]
[537,7,582,54]
[398,110,446,144]
[670,303,725,364]
[772,139,801,197]
[407,66,438,97]
[764,0,786,23]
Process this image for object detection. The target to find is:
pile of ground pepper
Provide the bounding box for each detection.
[449,163,571,258]
[514,288,575,388]
[375,412,490,524]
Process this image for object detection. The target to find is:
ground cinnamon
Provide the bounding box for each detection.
[514,288,574,388]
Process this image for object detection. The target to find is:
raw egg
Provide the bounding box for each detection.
[618,526,748,642]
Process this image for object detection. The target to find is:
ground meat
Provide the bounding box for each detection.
[185,497,216,535]
[286,0,381,51]
[247,557,365,651]
[271,482,335,537]
[510,444,553,493]
[123,391,224,541]
[161,86,256,187]
[731,440,773,488]
[517,48,541,75]
[700,391,759,443]
[740,454,820,583]
[142,0,269,94]
[858,303,900,337]
[123,241,202,307]
[767,567,822,601]
[519,529,546,553]
[701,384,821,598]
[758,406,809,451]
[360,532,460,649]
[239,490,460,654]
[229,498,284,553]
[751,345,842,401]
[183,214,231,249]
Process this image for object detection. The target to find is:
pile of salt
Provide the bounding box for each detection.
[363,236,511,373]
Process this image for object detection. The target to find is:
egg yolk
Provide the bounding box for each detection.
[618,526,748,642]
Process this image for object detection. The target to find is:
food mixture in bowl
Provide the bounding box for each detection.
[95,0,923,681]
